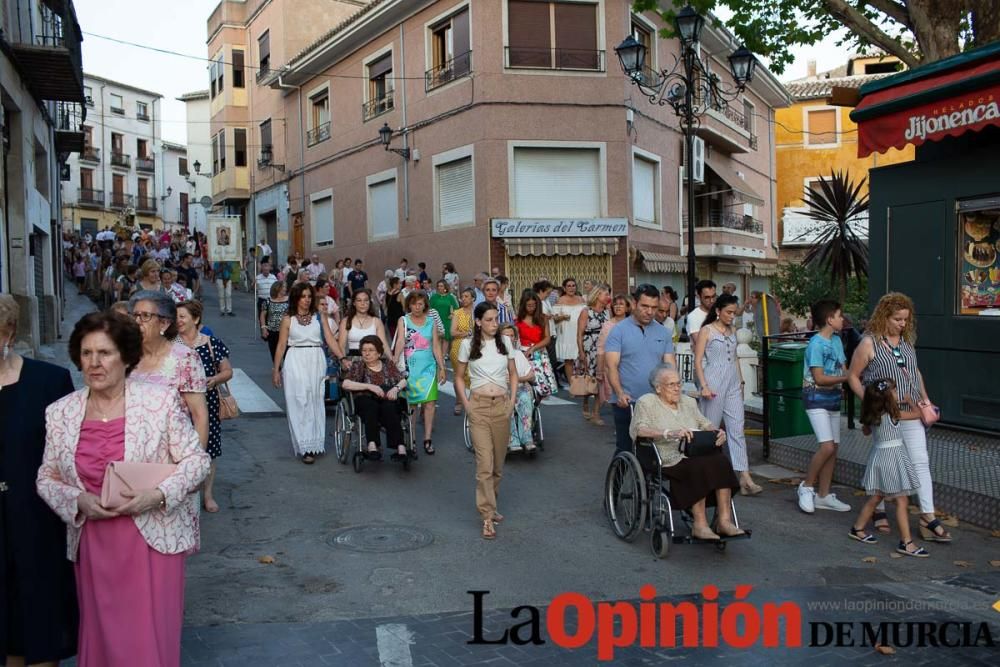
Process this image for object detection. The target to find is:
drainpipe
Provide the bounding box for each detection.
[399,23,409,221]
[276,73,304,250]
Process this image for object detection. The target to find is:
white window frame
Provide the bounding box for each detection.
[803,105,841,149]
[802,176,827,206]
[501,0,607,77]
[506,140,607,216]
[109,93,124,114]
[309,188,334,248]
[630,12,658,73]
[742,96,756,138]
[362,44,395,119]
[432,144,476,230]
[631,146,661,230]
[306,82,331,144]
[424,0,473,95]
[366,168,399,241]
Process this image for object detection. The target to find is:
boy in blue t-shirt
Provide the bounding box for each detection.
[797,299,851,514]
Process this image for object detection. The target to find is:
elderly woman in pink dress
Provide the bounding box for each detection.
[37,311,210,666]
[128,290,209,448]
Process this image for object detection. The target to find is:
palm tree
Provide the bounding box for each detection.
[797,170,869,305]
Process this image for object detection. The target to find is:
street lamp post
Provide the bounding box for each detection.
[615,5,757,323]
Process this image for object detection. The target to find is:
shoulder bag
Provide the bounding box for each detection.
[207,337,240,420]
[569,360,598,397]
[878,339,939,426]
[678,430,722,457]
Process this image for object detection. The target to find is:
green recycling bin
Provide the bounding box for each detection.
[767,342,814,439]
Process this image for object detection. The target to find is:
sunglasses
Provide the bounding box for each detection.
[890,346,906,368]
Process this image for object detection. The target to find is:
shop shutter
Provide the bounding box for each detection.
[806,108,837,144]
[554,2,598,69]
[438,157,474,227]
[310,195,333,246]
[513,147,601,218]
[370,178,399,239]
[632,156,656,224]
[508,1,551,67]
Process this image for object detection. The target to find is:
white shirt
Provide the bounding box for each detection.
[686,307,709,336]
[342,266,353,283]
[458,338,515,391]
[257,242,272,257]
[306,263,325,280]
[541,300,555,336]
[256,272,278,296]
[394,267,407,280]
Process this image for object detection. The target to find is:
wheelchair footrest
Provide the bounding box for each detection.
[672,528,751,545]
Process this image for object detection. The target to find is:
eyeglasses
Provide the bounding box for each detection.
[131,311,164,323]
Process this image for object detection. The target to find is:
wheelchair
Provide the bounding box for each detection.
[332,389,416,473]
[604,431,751,559]
[462,394,544,458]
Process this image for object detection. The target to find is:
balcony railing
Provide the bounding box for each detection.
[109,193,134,209]
[56,102,83,131]
[136,156,155,172]
[362,90,394,121]
[78,188,104,207]
[137,112,150,122]
[693,211,764,234]
[306,121,331,146]
[110,152,131,169]
[256,62,271,83]
[135,196,157,213]
[80,146,100,162]
[505,47,605,72]
[6,1,84,103]
[425,51,473,92]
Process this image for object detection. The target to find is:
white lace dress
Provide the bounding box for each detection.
[282,314,326,456]
[553,303,586,361]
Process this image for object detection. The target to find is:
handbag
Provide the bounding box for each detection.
[100,461,177,511]
[208,337,239,420]
[678,430,721,457]
[569,361,598,397]
[802,385,842,411]
[878,339,938,426]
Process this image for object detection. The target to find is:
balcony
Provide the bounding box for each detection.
[80,145,100,163]
[256,63,271,84]
[695,96,756,154]
[136,156,155,172]
[54,101,85,154]
[258,144,274,168]
[693,211,765,235]
[306,122,330,146]
[137,112,150,122]
[135,196,157,213]
[4,1,84,102]
[362,90,394,121]
[78,187,104,208]
[504,47,605,72]
[425,51,473,92]
[109,193,134,209]
[110,152,131,169]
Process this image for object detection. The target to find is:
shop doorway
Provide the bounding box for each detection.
[506,253,612,297]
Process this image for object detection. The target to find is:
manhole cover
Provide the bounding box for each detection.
[327,525,434,553]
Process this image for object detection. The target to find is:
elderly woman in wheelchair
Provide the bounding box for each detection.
[629,364,745,541]
[341,335,409,461]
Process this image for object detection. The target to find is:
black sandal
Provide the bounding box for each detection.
[919,518,953,543]
[897,540,929,558]
[848,526,877,544]
[423,439,435,455]
[872,511,891,534]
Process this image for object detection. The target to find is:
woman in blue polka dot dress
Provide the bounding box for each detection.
[177,300,233,513]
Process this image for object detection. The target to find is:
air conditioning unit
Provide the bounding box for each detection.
[684,136,705,184]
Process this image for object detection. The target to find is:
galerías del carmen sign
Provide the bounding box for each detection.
[491,218,628,238]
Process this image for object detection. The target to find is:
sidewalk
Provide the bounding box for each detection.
[770,420,1000,529]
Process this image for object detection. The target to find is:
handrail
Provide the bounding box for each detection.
[425,50,473,91]
[504,47,605,72]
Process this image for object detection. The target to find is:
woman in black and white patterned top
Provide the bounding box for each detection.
[847,292,949,543]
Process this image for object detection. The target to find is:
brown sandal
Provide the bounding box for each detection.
[482,519,496,540]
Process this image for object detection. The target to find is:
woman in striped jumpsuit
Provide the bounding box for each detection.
[694,294,760,495]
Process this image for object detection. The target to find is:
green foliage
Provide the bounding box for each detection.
[772,262,869,321]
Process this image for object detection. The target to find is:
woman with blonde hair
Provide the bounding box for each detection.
[847,292,948,542]
[575,285,609,423]
[133,259,161,295]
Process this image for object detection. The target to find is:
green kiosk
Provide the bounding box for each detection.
[851,41,1000,432]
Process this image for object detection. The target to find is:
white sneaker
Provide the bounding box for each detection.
[814,493,851,512]
[797,482,815,514]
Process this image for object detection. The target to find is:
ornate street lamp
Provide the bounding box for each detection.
[378,122,411,161]
[615,5,758,329]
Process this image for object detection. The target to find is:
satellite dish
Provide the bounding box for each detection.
[199,196,213,210]
[753,293,782,339]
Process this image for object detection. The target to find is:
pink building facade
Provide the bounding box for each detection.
[273,0,790,297]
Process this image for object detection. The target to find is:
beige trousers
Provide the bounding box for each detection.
[468,394,511,520]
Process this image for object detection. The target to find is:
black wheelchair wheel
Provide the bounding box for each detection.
[352,451,363,473]
[402,452,411,472]
[463,414,473,452]
[651,529,670,559]
[604,451,647,542]
[334,402,349,464]
[532,408,544,449]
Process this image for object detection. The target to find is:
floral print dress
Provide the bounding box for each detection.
[581,308,608,378]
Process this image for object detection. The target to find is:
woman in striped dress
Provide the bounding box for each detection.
[847,292,949,543]
[694,294,759,495]
[849,379,927,557]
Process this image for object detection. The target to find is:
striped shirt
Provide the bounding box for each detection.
[860,335,922,410]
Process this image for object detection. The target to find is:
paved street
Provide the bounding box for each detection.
[46,285,1000,666]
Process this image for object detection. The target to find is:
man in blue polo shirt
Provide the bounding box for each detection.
[605,284,677,453]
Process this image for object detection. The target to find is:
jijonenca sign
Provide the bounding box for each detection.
[905,100,1000,141]
[491,218,628,238]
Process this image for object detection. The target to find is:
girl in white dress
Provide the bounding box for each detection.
[272,283,343,463]
[552,277,585,385]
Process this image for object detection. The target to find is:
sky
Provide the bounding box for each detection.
[74,0,850,146]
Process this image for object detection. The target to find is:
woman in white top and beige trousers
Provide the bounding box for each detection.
[455,302,518,540]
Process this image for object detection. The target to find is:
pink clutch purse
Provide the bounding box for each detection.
[100,461,177,510]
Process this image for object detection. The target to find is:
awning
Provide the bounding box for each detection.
[716,261,752,275]
[638,250,686,273]
[504,237,620,257]
[704,156,765,207]
[751,262,779,277]
[851,41,1000,157]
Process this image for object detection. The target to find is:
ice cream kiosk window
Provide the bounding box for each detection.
[958,196,1000,316]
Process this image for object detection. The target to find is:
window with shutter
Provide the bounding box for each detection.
[554,2,598,69]
[365,52,394,119]
[632,155,657,226]
[508,1,551,67]
[437,157,474,228]
[806,108,838,145]
[258,31,271,80]
[369,178,399,239]
[507,1,600,70]
[234,128,247,167]
[310,194,334,247]
[233,49,245,88]
[512,147,601,218]
[428,8,471,90]
[260,119,272,151]
[218,130,227,171]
